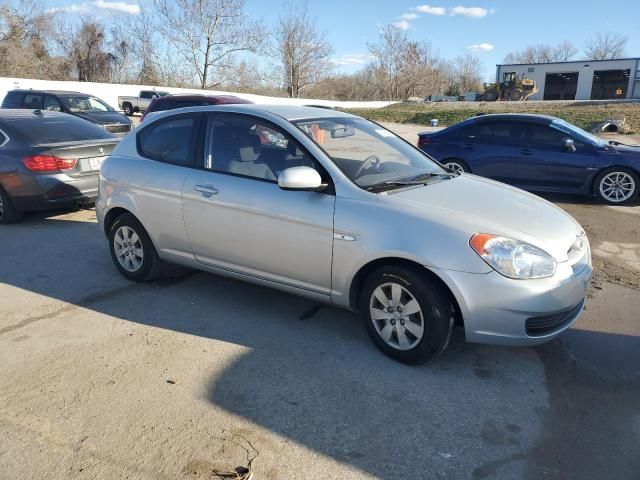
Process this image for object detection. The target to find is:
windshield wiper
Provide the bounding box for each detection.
[364,172,457,192]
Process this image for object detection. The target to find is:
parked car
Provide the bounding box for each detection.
[118,90,169,116]
[140,93,253,122]
[0,110,119,224]
[97,105,591,364]
[418,114,640,205]
[2,90,133,137]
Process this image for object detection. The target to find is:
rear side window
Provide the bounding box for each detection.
[2,92,24,108]
[138,115,198,166]
[460,122,518,143]
[23,94,43,109]
[6,114,114,144]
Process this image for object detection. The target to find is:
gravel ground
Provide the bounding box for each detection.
[0,122,638,480]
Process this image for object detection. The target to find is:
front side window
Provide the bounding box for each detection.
[62,96,113,113]
[550,119,605,147]
[44,96,61,112]
[138,115,197,166]
[294,117,446,190]
[205,115,317,182]
[525,123,567,146]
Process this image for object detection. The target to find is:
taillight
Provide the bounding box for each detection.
[23,155,77,172]
[417,135,430,148]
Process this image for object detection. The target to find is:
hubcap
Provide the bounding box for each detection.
[113,226,144,272]
[600,172,635,203]
[444,162,464,173]
[369,282,424,351]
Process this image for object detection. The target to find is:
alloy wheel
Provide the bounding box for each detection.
[599,171,636,203]
[113,225,144,272]
[369,282,424,351]
[444,162,464,173]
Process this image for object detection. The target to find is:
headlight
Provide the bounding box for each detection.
[470,233,556,279]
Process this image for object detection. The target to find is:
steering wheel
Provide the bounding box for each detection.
[355,155,381,178]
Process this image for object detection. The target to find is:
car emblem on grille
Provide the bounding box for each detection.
[98,147,104,154]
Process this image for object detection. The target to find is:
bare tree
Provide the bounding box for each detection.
[503,41,577,64]
[368,24,409,100]
[273,3,332,98]
[153,0,265,89]
[453,53,484,93]
[584,32,627,60]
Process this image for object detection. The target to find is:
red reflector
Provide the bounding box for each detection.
[23,155,77,172]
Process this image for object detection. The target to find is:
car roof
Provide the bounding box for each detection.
[8,89,91,97]
[151,104,354,122]
[468,113,558,123]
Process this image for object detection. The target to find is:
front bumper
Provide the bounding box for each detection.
[432,259,592,346]
[4,172,98,212]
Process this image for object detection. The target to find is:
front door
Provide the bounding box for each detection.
[181,113,336,295]
[515,122,595,192]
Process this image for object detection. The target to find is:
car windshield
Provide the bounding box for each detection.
[61,96,114,113]
[550,119,606,147]
[294,117,447,190]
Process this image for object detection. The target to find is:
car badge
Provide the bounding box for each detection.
[98,147,104,154]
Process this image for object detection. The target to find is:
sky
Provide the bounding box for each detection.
[47,0,640,81]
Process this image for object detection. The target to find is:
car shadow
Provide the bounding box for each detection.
[1,210,638,478]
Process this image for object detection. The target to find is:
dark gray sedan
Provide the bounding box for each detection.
[0,110,119,224]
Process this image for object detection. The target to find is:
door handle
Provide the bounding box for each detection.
[520,149,533,155]
[194,184,219,197]
[461,143,473,149]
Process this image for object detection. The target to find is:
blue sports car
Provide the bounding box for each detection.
[418,114,640,205]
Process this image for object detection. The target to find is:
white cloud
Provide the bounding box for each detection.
[450,6,489,18]
[93,0,141,14]
[392,20,411,30]
[400,12,419,20]
[414,5,446,15]
[330,53,374,66]
[46,0,140,15]
[467,42,494,51]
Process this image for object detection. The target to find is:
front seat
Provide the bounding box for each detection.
[226,134,276,181]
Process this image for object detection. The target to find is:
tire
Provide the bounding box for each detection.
[0,186,23,225]
[359,266,454,364]
[508,88,525,101]
[442,159,470,173]
[108,213,162,281]
[594,167,639,205]
[483,88,499,102]
[123,103,134,116]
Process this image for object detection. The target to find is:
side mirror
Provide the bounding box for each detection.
[563,138,576,153]
[278,166,326,191]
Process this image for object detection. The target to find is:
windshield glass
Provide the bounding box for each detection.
[294,117,446,189]
[550,119,606,147]
[62,96,114,113]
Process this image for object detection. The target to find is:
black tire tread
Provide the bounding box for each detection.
[108,213,162,282]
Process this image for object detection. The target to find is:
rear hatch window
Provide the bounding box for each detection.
[6,113,115,144]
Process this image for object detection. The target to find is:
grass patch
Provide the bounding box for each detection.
[342,101,640,133]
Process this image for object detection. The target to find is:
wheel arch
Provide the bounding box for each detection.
[348,257,464,326]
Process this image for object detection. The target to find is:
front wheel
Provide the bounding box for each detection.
[359,266,454,364]
[594,167,639,205]
[123,103,134,116]
[108,213,162,281]
[443,159,470,173]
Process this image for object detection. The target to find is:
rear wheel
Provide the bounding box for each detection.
[0,187,22,225]
[443,159,470,173]
[594,167,639,205]
[483,88,499,101]
[108,213,162,281]
[359,266,454,364]
[123,103,134,116]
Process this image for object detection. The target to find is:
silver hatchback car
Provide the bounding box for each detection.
[97,105,592,364]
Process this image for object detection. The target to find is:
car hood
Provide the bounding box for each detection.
[386,174,583,262]
[72,111,132,125]
[612,143,640,157]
